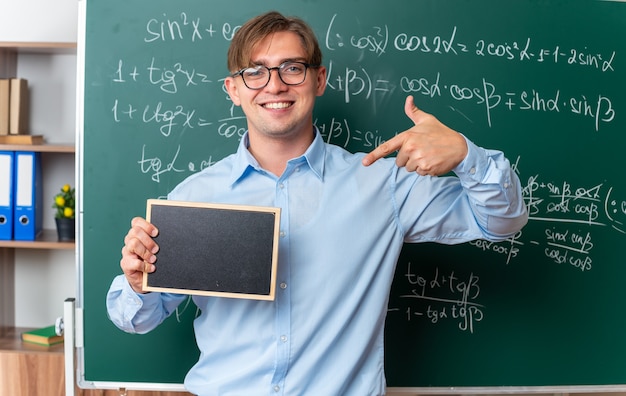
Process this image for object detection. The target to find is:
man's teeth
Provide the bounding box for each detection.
[264,102,291,109]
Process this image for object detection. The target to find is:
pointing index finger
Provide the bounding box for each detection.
[362,133,405,166]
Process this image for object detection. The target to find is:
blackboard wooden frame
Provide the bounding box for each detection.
[143,199,281,300]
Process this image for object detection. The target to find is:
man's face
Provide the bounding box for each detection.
[224,31,326,141]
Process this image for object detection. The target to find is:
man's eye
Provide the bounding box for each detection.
[283,64,304,74]
[244,68,266,78]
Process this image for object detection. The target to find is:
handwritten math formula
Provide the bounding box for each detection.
[103,10,625,229]
[107,12,619,143]
[104,10,625,254]
[388,155,626,333]
[387,263,484,333]
[475,156,626,271]
[98,10,625,336]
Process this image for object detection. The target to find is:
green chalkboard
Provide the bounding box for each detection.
[79,0,626,391]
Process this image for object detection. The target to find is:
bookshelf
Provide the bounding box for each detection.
[0,33,191,396]
[0,41,76,377]
[0,29,192,396]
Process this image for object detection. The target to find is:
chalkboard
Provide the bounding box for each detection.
[144,200,280,300]
[78,0,626,392]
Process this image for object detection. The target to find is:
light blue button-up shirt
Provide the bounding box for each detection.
[107,129,527,395]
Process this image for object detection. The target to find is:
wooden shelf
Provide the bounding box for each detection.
[0,327,66,396]
[0,143,75,153]
[0,230,75,250]
[0,41,76,54]
[0,326,63,354]
[1,42,77,79]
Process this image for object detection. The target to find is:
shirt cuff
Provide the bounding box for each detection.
[107,275,163,333]
[452,135,488,182]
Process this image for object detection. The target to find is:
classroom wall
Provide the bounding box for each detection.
[0,0,77,43]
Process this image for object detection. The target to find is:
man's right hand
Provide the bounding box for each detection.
[120,217,159,293]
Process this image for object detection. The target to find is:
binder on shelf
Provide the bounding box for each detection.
[13,151,42,241]
[0,79,10,135]
[0,151,15,240]
[9,78,29,135]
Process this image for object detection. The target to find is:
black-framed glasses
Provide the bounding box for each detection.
[231,61,320,90]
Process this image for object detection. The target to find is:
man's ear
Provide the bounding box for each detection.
[224,76,242,106]
[315,66,327,97]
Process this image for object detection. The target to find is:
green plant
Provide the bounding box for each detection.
[53,184,75,219]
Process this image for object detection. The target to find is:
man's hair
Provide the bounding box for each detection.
[227,11,323,73]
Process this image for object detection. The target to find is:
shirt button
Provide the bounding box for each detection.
[280,282,287,289]
[503,182,510,188]
[280,335,288,342]
[280,231,286,238]
[278,183,285,189]
[469,167,477,175]
[273,385,280,392]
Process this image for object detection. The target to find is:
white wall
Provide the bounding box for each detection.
[2,0,79,327]
[0,0,78,43]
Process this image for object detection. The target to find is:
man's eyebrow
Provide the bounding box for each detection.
[249,57,308,66]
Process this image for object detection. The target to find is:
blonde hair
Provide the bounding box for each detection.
[227,11,323,72]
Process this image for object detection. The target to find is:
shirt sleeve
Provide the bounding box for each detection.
[106,274,188,334]
[452,136,528,239]
[397,135,528,244]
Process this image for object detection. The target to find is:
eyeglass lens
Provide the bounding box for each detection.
[240,62,309,89]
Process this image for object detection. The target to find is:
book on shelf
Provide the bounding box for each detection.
[0,79,9,135]
[21,325,64,346]
[9,78,29,135]
[0,134,44,145]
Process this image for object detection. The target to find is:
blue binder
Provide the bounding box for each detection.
[0,151,14,240]
[13,151,42,241]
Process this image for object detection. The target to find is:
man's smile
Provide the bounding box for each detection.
[262,101,294,109]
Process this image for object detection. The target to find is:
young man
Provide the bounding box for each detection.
[107,11,528,395]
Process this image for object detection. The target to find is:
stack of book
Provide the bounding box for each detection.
[21,325,64,347]
[0,77,41,144]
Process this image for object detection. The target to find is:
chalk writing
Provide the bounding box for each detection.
[315,117,387,149]
[114,58,212,94]
[144,12,217,42]
[103,12,625,284]
[469,231,523,265]
[138,144,185,183]
[387,263,484,333]
[324,16,617,73]
[466,156,626,273]
[134,13,619,79]
[397,71,615,130]
[112,99,212,137]
[325,60,395,104]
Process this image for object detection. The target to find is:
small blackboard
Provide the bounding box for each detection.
[142,199,281,300]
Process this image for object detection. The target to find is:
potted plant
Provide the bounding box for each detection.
[53,183,75,241]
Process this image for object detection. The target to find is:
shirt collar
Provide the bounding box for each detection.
[228,127,326,186]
